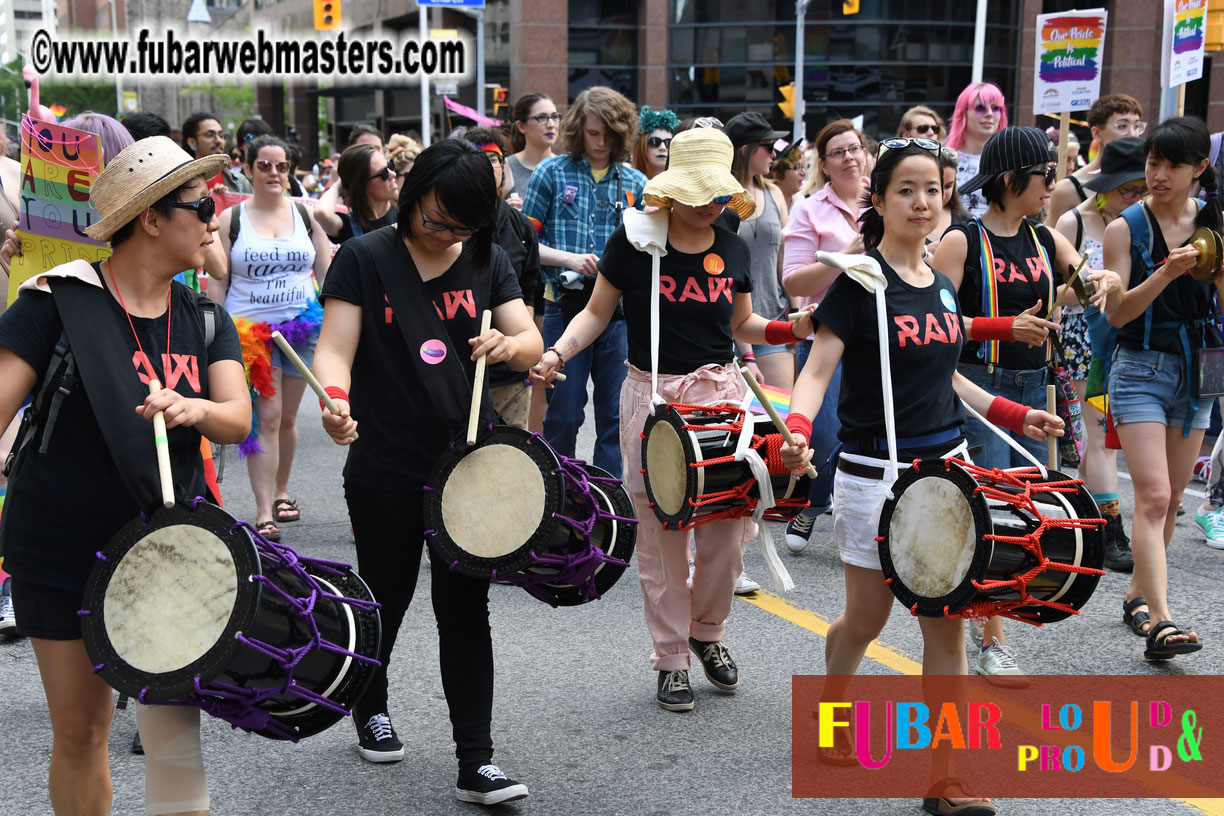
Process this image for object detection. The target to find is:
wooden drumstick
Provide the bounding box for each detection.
[738,365,819,479]
[531,364,567,382]
[1046,384,1057,470]
[467,310,494,445]
[148,379,175,509]
[271,330,358,440]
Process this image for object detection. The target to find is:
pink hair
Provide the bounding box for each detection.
[946,82,1008,151]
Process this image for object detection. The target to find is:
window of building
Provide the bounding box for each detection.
[569,0,638,102]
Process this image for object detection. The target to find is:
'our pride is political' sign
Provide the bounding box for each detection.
[1162,0,1207,88]
[8,116,108,303]
[1032,9,1107,115]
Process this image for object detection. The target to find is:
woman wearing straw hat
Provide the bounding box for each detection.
[0,135,250,815]
[1053,137,1147,575]
[534,127,815,712]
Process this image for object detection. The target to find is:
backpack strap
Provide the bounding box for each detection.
[229,201,243,245]
[1121,203,1157,349]
[293,201,313,238]
[973,218,1002,366]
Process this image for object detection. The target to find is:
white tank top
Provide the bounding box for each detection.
[225,202,317,323]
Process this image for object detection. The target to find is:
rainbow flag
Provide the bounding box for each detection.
[747,383,791,421]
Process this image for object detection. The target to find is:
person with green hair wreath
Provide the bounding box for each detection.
[632,106,681,180]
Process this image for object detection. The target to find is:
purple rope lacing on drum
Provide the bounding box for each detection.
[134,510,382,742]
[494,437,637,607]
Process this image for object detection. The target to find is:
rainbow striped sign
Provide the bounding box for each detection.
[747,383,792,421]
[1033,10,1107,116]
[1163,0,1207,87]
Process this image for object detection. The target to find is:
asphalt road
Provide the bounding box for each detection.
[2,393,1222,816]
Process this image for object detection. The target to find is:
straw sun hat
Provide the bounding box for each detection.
[85,136,229,241]
[642,128,754,219]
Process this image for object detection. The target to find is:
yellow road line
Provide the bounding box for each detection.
[740,590,1224,814]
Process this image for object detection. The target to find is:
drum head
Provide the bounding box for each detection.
[82,501,260,700]
[642,408,695,523]
[878,460,990,616]
[424,426,564,577]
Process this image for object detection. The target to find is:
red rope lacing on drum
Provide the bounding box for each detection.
[665,403,807,529]
[930,458,1106,626]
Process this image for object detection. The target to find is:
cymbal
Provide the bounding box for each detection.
[1186,226,1223,282]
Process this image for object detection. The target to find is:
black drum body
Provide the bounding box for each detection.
[81,499,381,741]
[877,459,1105,624]
[423,426,637,606]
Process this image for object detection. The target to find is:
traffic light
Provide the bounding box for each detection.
[1208,0,1224,53]
[843,0,860,13]
[314,0,340,30]
[778,84,796,119]
[492,86,508,118]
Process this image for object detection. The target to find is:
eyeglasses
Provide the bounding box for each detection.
[912,123,941,136]
[879,137,942,157]
[694,117,723,129]
[821,143,865,161]
[647,136,672,149]
[255,159,291,174]
[198,129,226,140]
[419,207,478,238]
[369,166,392,182]
[973,104,1004,117]
[1115,183,1147,200]
[711,194,734,205]
[1029,164,1058,187]
[527,112,562,125]
[487,153,505,166]
[172,196,217,223]
[1110,119,1147,136]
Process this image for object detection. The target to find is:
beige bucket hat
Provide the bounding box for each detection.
[642,128,754,219]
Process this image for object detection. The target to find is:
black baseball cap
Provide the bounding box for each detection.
[723,113,789,149]
[958,126,1056,196]
[1082,137,1146,193]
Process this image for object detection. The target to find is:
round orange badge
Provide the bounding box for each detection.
[702,253,725,275]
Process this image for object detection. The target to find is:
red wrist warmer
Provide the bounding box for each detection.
[785,413,813,445]
[986,395,1029,436]
[320,385,349,411]
[765,320,797,345]
[971,316,1014,342]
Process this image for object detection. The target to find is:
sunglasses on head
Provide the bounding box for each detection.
[172,196,217,223]
[878,137,942,158]
[255,159,291,174]
[647,136,672,149]
[369,166,392,182]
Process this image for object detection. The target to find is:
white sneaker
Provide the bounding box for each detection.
[975,642,1031,688]
[734,571,761,595]
[968,617,985,650]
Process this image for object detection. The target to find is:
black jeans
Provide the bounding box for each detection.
[345,482,494,771]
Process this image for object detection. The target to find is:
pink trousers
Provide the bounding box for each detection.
[619,363,754,671]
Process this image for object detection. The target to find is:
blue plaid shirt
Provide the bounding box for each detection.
[522,155,646,286]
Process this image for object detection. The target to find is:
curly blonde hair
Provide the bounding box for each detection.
[558,86,638,164]
[387,133,422,173]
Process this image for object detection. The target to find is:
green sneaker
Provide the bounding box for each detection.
[1194,507,1224,550]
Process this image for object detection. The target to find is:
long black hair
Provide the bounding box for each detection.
[858,143,941,252]
[1146,116,1222,233]
[396,139,498,276]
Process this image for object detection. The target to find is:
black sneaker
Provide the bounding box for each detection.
[688,637,739,690]
[1102,515,1133,573]
[656,669,695,711]
[356,713,404,763]
[0,578,17,639]
[455,764,529,805]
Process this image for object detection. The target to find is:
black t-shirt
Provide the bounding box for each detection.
[319,227,522,488]
[0,280,243,592]
[331,207,399,244]
[948,220,1057,371]
[815,250,964,445]
[1118,202,1215,355]
[599,223,752,375]
[489,200,541,388]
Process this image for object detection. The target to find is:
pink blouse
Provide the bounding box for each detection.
[781,182,864,310]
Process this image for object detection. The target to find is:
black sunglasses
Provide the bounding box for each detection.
[172,196,216,222]
[369,166,392,182]
[1029,164,1058,187]
[647,136,672,149]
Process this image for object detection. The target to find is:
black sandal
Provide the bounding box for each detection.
[1122,596,1151,637]
[922,777,996,816]
[1144,620,1203,661]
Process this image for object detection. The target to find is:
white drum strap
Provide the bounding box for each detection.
[649,249,665,412]
[732,416,795,593]
[960,397,1049,478]
[871,283,900,482]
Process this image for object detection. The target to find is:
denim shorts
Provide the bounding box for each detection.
[271,340,315,378]
[751,342,796,358]
[1108,346,1213,430]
